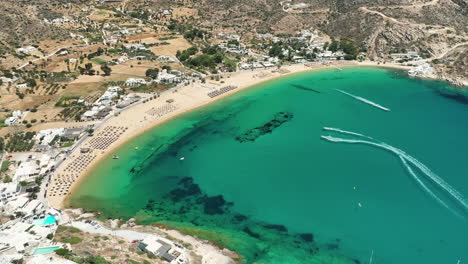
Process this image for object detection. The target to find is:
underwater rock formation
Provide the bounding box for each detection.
[290,83,321,93]
[236,112,293,142]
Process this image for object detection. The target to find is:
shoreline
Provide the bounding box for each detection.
[49,61,409,209]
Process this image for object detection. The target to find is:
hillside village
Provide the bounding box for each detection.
[0,0,467,263]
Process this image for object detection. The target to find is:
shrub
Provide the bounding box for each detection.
[56,226,68,233]
[68,227,81,233]
[54,248,71,256]
[61,236,82,244]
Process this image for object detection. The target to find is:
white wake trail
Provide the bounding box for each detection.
[321,134,468,212]
[399,156,461,217]
[381,142,467,209]
[323,127,374,139]
[336,89,391,111]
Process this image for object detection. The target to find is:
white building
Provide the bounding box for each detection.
[92,86,122,107]
[14,161,40,182]
[5,117,18,126]
[138,237,181,262]
[0,183,20,201]
[158,55,173,61]
[82,110,98,120]
[252,63,264,69]
[256,33,273,39]
[20,200,43,216]
[390,51,420,58]
[0,222,43,252]
[16,46,37,54]
[124,44,148,50]
[125,78,146,87]
[16,83,29,88]
[239,63,251,70]
[0,77,15,83]
[13,111,23,118]
[70,33,85,39]
[116,57,129,64]
[261,61,275,68]
[157,69,180,83]
[408,63,433,77]
[107,86,122,93]
[35,128,65,145]
[1,195,29,214]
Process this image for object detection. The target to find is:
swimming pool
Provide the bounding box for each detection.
[32,246,60,255]
[33,215,57,226]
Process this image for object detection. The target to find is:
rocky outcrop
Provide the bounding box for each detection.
[236,112,293,143]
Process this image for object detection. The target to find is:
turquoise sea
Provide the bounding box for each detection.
[70,67,468,264]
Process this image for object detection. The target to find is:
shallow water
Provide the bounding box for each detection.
[70,67,468,264]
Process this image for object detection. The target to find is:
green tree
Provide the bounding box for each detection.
[3,175,12,183]
[19,181,28,186]
[329,40,340,52]
[145,68,159,79]
[0,138,4,152]
[54,248,72,257]
[84,63,95,75]
[100,64,112,76]
[26,79,37,87]
[340,38,359,60]
[269,42,284,58]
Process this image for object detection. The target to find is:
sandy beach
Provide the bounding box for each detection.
[46,61,410,209]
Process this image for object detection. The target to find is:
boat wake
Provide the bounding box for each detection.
[323,127,374,140]
[321,127,467,217]
[399,156,462,217]
[336,89,391,112]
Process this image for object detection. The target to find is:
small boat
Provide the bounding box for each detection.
[135,147,139,150]
[180,157,185,160]
[112,155,119,160]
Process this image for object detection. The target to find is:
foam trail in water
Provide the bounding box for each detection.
[321,134,468,212]
[380,142,467,209]
[322,128,468,208]
[323,127,374,139]
[399,156,462,217]
[336,89,391,111]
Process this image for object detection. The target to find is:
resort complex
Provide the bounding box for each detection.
[0,0,467,263]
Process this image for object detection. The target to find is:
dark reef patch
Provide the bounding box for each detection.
[325,239,341,250]
[200,195,228,215]
[166,177,202,202]
[234,213,248,222]
[300,233,314,242]
[290,83,321,93]
[435,88,468,104]
[243,227,261,239]
[236,111,293,142]
[264,224,288,232]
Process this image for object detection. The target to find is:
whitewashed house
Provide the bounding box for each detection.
[157,69,180,83]
[125,78,146,87]
[5,117,18,126]
[16,46,37,54]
